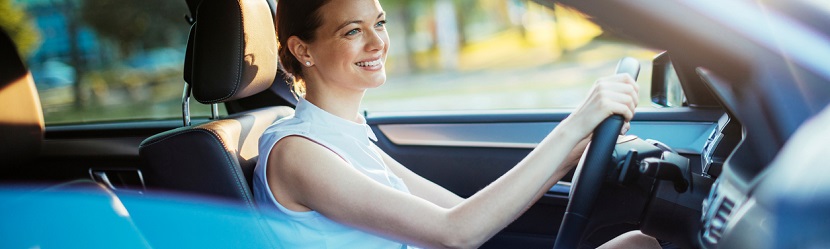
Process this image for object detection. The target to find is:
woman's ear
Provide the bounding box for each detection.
[287,36,313,66]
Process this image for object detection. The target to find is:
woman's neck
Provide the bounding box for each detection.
[304,86,365,124]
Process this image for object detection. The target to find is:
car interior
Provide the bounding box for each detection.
[2,0,830,248]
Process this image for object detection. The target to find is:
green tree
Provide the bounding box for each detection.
[453,0,476,46]
[0,0,41,56]
[79,0,188,57]
[380,0,419,72]
[75,0,188,110]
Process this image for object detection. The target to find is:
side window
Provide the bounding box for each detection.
[8,0,225,125]
[363,1,662,112]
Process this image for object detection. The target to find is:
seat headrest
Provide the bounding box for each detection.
[191,0,278,104]
[0,28,45,168]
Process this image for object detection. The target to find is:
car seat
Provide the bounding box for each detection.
[139,0,293,209]
[0,26,45,171]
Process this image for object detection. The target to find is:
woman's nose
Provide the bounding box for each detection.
[366,29,386,51]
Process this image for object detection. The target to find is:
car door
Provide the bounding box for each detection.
[368,107,722,248]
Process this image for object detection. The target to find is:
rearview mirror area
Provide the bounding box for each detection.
[651,52,687,107]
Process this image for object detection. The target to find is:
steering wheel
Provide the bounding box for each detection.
[553,57,640,249]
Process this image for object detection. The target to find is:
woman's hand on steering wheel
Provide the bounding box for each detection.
[562,73,639,142]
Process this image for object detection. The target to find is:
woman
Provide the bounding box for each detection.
[253,0,659,248]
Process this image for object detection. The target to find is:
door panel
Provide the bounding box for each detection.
[369,108,723,248]
[378,121,715,153]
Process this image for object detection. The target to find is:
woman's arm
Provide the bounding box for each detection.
[268,126,581,248]
[266,74,638,248]
[373,132,591,210]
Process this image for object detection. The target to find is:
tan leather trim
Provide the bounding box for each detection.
[1,73,44,126]
[196,106,293,162]
[0,73,45,163]
[237,0,279,100]
[191,0,278,103]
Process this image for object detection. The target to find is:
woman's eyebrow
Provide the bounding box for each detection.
[334,12,386,33]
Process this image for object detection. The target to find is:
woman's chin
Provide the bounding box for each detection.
[364,73,387,88]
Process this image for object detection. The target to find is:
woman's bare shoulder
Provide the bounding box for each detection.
[269,135,339,170]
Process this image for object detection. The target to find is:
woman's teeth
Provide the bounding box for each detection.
[356,59,382,67]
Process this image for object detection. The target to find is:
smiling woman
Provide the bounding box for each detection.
[255,0,648,248]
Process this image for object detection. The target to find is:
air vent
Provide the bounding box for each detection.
[702,197,735,245]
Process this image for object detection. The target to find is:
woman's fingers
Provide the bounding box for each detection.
[593,84,637,121]
[598,82,638,111]
[621,122,631,135]
[565,73,641,139]
[598,73,637,86]
[603,97,634,121]
[595,76,639,107]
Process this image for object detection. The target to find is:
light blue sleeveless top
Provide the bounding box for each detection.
[253,98,414,249]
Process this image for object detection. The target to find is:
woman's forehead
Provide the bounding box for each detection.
[318,0,384,28]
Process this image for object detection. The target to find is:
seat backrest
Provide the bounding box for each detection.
[139,0,293,208]
[0,27,45,170]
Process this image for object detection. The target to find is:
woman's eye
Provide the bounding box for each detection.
[346,29,360,36]
[375,20,387,28]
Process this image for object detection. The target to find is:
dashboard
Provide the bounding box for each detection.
[693,68,769,248]
[698,113,746,248]
[698,105,830,248]
[693,64,824,248]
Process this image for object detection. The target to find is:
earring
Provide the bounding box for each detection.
[305,61,311,66]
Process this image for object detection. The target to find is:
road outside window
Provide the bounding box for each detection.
[364,0,658,112]
[4,0,660,124]
[5,0,222,125]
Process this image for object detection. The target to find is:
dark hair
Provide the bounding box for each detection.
[276,0,331,95]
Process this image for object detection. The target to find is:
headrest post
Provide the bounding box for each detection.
[210,103,219,120]
[182,83,192,126]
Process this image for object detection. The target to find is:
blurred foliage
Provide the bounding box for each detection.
[25,0,654,123]
[79,0,189,57]
[0,0,40,56]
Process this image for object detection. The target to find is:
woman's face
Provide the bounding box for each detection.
[305,0,389,92]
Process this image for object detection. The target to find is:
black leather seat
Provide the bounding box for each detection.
[0,27,44,171]
[139,0,293,208]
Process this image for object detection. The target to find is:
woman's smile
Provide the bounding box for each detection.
[355,57,384,71]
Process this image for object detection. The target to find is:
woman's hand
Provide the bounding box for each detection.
[561,73,639,141]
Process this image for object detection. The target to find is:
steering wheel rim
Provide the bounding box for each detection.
[553,58,639,249]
